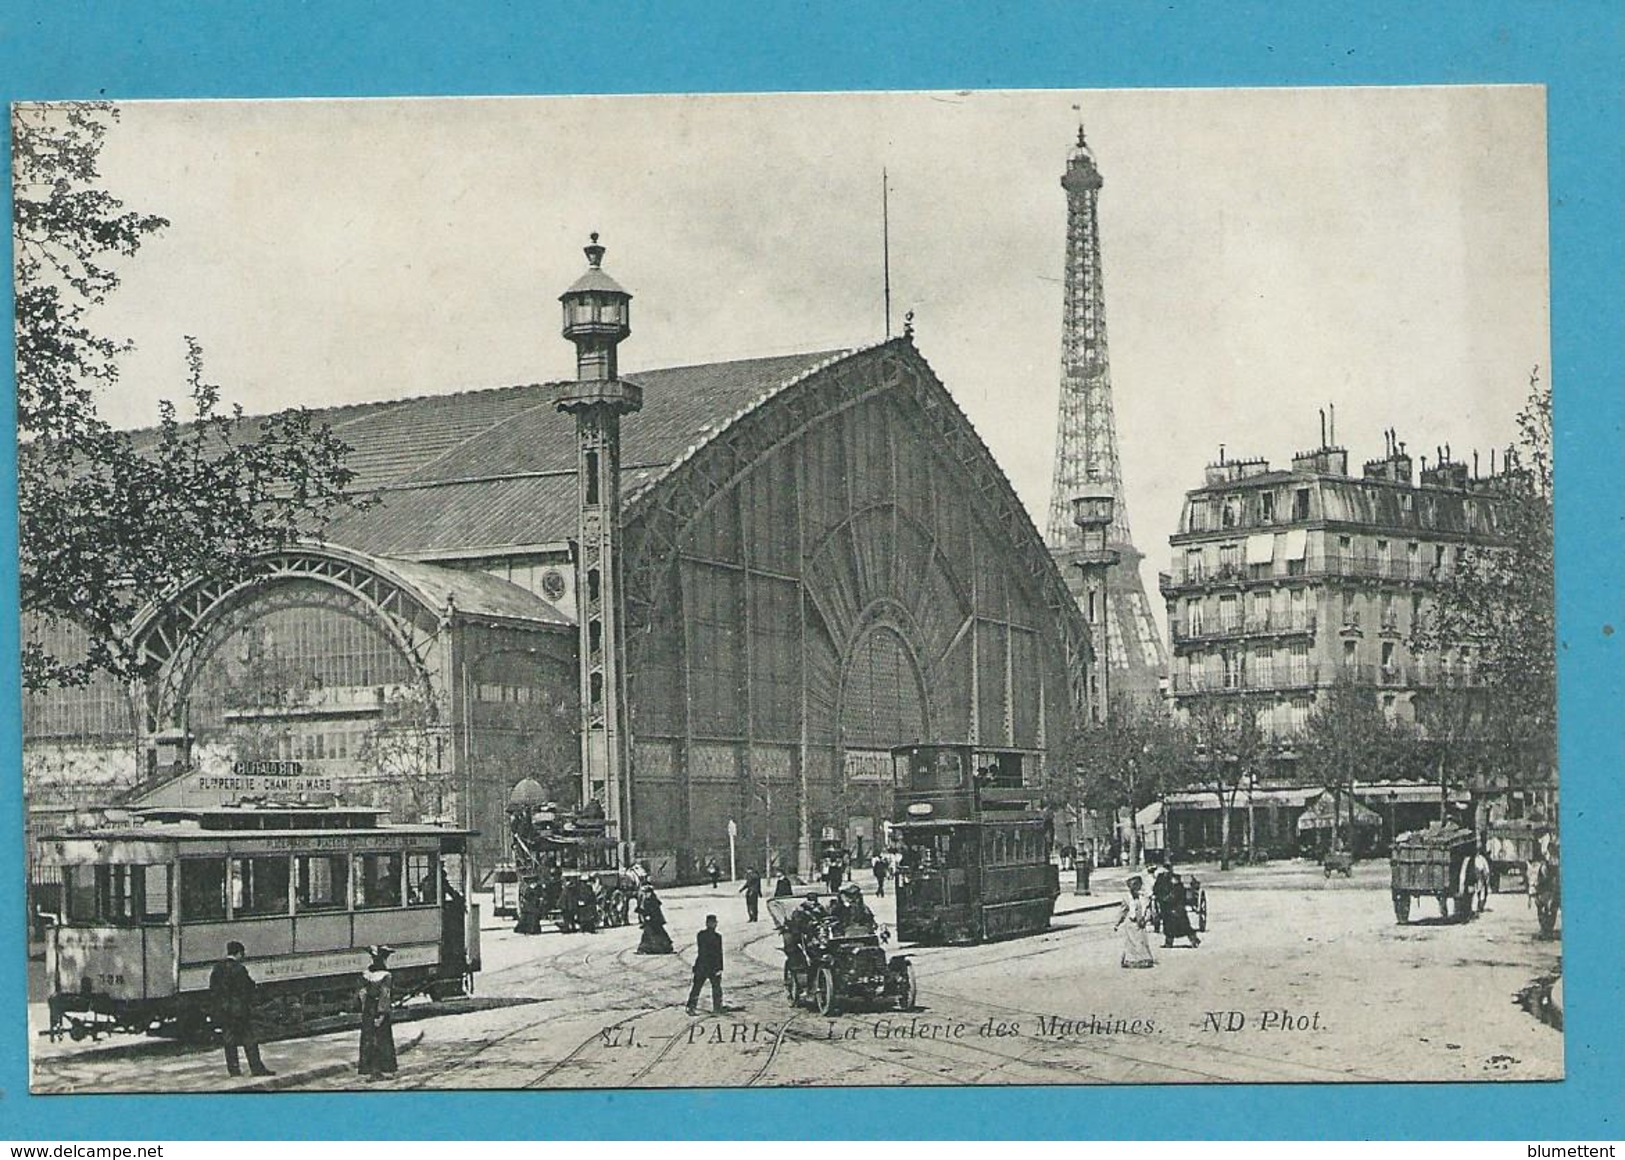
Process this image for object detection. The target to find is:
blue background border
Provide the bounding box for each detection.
[1,0,1620,1141]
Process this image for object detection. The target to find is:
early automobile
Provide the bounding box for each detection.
[768,894,917,1016]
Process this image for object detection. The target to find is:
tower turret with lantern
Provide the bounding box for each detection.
[555,234,641,858]
[1073,479,1120,724]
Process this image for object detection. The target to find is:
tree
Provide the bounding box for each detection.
[1045,692,1180,867]
[1177,697,1266,870]
[14,102,365,690]
[1300,677,1411,855]
[352,687,452,824]
[1411,370,1556,813]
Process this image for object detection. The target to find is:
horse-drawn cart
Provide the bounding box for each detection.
[1390,823,1477,924]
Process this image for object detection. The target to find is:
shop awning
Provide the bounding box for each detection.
[1296,790,1382,831]
[1281,528,1309,561]
[1245,533,1275,565]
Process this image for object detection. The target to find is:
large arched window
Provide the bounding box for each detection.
[839,625,926,749]
[184,580,418,745]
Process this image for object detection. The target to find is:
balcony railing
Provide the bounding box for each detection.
[1170,664,1318,694]
[1171,612,1316,642]
[1160,553,1443,591]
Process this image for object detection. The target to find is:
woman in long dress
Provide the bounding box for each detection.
[635,886,675,955]
[357,944,398,1079]
[1114,876,1156,968]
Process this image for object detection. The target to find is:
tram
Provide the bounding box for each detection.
[890,744,1059,944]
[37,800,479,1041]
[507,794,634,930]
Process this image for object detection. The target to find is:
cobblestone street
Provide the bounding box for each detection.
[30,859,1562,1093]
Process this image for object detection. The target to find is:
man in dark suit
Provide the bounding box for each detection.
[685,915,725,1015]
[208,940,274,1078]
[740,867,763,922]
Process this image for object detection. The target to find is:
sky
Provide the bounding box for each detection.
[64,87,1549,621]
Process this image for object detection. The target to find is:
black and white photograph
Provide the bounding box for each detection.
[14,87,1560,1094]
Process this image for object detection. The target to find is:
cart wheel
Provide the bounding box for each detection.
[783,962,802,1006]
[814,967,839,1016]
[895,963,918,1012]
[1198,897,1208,933]
[1392,892,1411,924]
[68,1021,88,1042]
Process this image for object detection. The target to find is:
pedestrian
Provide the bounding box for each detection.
[824,857,844,893]
[1150,862,1173,934]
[636,885,675,954]
[740,867,763,922]
[871,853,889,897]
[1114,875,1156,968]
[1160,864,1201,949]
[1529,851,1560,938]
[1473,848,1492,914]
[685,914,725,1015]
[357,944,398,1080]
[773,868,795,898]
[1060,843,1076,872]
[707,857,721,890]
[208,940,273,1078]
[516,877,542,935]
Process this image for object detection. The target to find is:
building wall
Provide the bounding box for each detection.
[1161,451,1514,754]
[624,350,1081,879]
[21,568,577,880]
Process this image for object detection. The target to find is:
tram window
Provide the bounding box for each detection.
[141,865,172,923]
[355,852,403,909]
[296,854,348,912]
[180,859,228,922]
[405,852,438,905]
[904,750,965,791]
[230,856,291,917]
[101,865,137,923]
[63,866,98,923]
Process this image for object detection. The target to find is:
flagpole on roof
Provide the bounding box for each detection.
[882,167,892,339]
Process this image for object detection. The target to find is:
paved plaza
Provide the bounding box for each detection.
[30,858,1561,1093]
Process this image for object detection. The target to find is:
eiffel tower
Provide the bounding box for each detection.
[1046,123,1169,710]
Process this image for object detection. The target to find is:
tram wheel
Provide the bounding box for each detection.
[814,967,839,1016]
[783,963,802,1006]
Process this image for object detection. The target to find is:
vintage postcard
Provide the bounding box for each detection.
[14,86,1564,1098]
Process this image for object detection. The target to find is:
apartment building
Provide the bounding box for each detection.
[1159,431,1517,752]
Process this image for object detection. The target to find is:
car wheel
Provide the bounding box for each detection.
[896,963,917,1012]
[815,967,839,1016]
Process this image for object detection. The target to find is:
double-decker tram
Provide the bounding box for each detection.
[890,744,1059,944]
[37,801,480,1041]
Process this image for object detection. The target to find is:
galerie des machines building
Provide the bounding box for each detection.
[23,239,1092,883]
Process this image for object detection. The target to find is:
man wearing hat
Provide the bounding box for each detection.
[208,941,274,1078]
[685,915,725,1015]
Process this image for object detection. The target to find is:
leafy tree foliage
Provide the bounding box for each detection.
[1410,371,1556,796]
[14,102,364,689]
[1299,676,1414,851]
[1044,693,1182,867]
[1175,697,1267,870]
